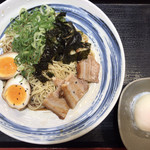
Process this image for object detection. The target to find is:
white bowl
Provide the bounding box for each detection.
[0,0,125,144]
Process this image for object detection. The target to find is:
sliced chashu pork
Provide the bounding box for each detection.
[43,74,89,119]
[43,89,69,120]
[77,54,100,83]
[52,77,64,97]
[61,74,89,109]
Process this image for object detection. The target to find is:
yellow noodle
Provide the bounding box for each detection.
[0,35,13,53]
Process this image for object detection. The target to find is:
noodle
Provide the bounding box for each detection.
[0,34,13,53]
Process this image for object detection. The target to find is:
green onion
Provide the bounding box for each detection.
[5,5,55,77]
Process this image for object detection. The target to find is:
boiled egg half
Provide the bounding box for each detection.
[2,75,31,110]
[0,52,19,80]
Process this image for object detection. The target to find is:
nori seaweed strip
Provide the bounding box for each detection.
[33,12,91,83]
[63,43,91,64]
[46,72,54,78]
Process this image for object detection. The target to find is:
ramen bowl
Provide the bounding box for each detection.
[0,0,125,144]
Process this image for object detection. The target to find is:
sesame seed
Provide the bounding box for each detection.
[17,98,18,100]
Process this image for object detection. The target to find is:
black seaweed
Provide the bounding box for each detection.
[44,12,91,64]
[35,74,49,83]
[46,72,54,78]
[33,12,91,83]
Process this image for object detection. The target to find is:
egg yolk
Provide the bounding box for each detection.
[4,85,27,106]
[0,57,17,77]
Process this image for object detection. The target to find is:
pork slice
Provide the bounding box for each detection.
[52,77,64,87]
[52,77,64,97]
[77,55,100,83]
[61,74,89,109]
[43,92,69,119]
